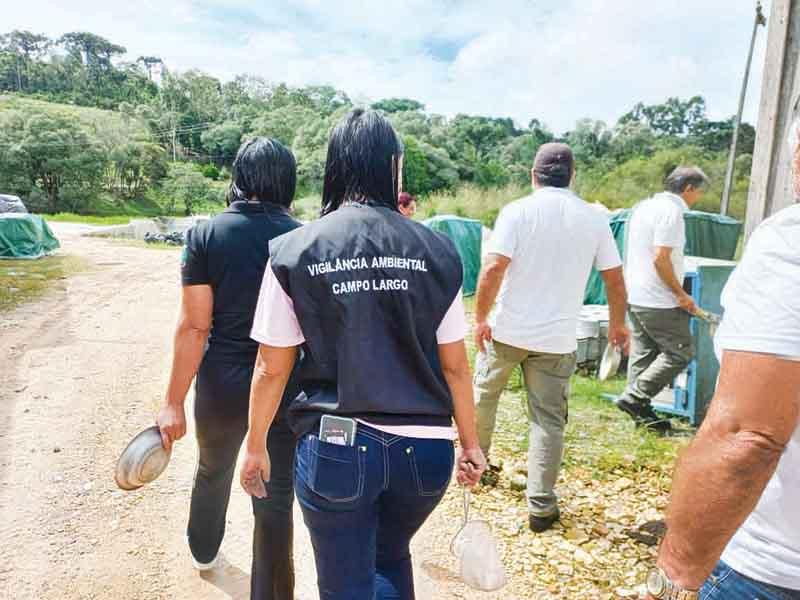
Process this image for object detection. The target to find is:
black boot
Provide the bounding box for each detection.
[529,509,560,533]
[616,398,672,434]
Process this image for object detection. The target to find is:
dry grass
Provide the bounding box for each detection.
[420,183,529,226]
[0,254,87,312]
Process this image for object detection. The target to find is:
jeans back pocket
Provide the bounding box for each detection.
[405,439,455,497]
[307,436,366,503]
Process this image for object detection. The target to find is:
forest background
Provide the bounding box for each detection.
[0,30,756,224]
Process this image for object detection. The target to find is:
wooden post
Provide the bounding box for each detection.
[745,0,800,237]
[721,2,766,216]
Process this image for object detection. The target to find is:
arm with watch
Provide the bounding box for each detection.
[644,350,800,599]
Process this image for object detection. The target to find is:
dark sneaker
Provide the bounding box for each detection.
[616,398,672,434]
[529,509,560,533]
[480,463,501,487]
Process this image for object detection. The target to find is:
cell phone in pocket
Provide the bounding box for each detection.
[319,415,357,446]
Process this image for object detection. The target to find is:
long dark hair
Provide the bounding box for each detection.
[320,109,404,216]
[228,137,296,208]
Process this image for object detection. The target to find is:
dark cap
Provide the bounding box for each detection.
[533,143,574,185]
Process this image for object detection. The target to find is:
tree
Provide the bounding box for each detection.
[0,108,105,212]
[137,56,163,81]
[619,96,707,138]
[159,70,224,151]
[201,121,244,162]
[0,30,49,91]
[447,115,519,183]
[565,119,612,165]
[303,85,351,115]
[372,98,425,113]
[247,105,317,148]
[161,163,220,215]
[59,32,126,83]
[402,136,434,196]
[609,121,658,163]
[108,142,167,197]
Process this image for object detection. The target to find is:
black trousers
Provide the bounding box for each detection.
[189,359,296,600]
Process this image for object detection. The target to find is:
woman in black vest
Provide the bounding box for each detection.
[156,138,301,599]
[240,110,486,600]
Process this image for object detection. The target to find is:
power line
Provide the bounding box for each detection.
[0,121,220,149]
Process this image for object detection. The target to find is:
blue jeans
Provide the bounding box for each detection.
[700,561,800,599]
[295,424,455,600]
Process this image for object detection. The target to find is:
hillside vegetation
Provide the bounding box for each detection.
[0,30,754,223]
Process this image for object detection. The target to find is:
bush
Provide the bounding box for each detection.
[161,163,225,215]
[577,146,749,220]
[422,182,529,227]
[200,164,221,180]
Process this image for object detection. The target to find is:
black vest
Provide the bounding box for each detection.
[269,204,464,436]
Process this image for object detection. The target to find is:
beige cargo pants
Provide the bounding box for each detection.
[474,340,576,517]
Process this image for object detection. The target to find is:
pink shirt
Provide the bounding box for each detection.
[251,261,467,440]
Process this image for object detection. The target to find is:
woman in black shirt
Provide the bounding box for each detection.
[157,138,301,599]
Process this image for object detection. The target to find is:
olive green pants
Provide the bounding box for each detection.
[621,306,694,407]
[474,340,576,517]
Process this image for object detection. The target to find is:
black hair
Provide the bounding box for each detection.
[320,108,404,216]
[228,137,296,208]
[664,166,709,195]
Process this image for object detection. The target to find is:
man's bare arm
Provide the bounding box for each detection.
[657,351,800,590]
[474,253,510,323]
[599,266,629,351]
[653,246,695,313]
[473,253,511,352]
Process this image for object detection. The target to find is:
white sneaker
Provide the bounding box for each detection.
[191,554,217,571]
[187,537,217,571]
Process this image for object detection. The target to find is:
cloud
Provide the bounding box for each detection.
[5,0,770,132]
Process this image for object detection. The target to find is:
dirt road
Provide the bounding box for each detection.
[0,225,499,600]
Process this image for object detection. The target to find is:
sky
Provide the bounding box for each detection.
[6,0,771,133]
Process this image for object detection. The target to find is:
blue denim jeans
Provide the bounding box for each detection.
[295,423,455,600]
[700,561,800,599]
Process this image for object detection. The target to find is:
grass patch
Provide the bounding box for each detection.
[0,254,87,312]
[106,239,182,251]
[43,213,136,225]
[421,183,528,227]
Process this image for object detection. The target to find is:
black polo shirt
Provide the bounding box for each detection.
[182,200,301,365]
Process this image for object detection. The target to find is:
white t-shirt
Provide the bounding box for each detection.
[716,204,800,590]
[487,187,621,354]
[626,192,688,309]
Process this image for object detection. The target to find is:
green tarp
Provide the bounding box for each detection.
[584,209,742,305]
[423,215,482,296]
[0,214,60,259]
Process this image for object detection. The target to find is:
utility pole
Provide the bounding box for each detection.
[721,1,767,216]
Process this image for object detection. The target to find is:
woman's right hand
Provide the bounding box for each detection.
[156,403,186,451]
[456,446,487,487]
[240,447,271,499]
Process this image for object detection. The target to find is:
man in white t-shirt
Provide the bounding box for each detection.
[473,143,630,533]
[643,204,800,599]
[617,166,709,433]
